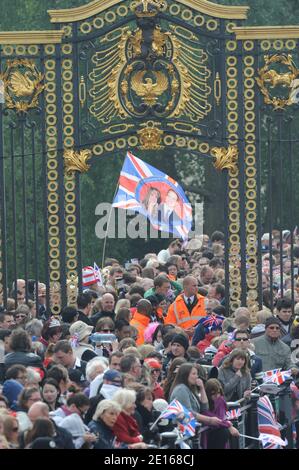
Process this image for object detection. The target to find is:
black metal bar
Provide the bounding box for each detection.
[30,121,39,308]
[287,117,295,311]
[237,40,247,306]
[267,117,274,311]
[72,21,83,294]
[20,116,28,302]
[9,122,17,306]
[55,43,67,309]
[278,114,284,297]
[255,42,263,309]
[220,18,230,314]
[40,45,50,314]
[0,56,8,306]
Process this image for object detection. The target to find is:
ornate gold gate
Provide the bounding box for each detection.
[1,0,299,317]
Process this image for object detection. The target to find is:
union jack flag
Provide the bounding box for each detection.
[160,399,197,437]
[225,408,241,420]
[112,152,192,239]
[257,395,283,449]
[93,262,103,286]
[199,314,224,332]
[263,369,291,385]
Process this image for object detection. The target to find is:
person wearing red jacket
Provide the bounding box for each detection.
[112,389,143,444]
[212,339,233,367]
[196,315,224,354]
[144,358,165,399]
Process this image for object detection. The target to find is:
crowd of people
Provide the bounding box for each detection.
[0,230,299,450]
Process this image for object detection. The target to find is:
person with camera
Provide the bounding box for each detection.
[69,321,97,362]
[90,317,118,359]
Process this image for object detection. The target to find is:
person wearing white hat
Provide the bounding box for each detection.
[69,321,97,362]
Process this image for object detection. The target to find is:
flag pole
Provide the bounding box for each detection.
[150,409,166,431]
[238,433,261,442]
[101,182,120,269]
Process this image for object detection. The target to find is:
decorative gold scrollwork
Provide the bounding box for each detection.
[211,145,238,172]
[256,54,299,110]
[64,148,92,175]
[89,25,211,124]
[0,58,44,113]
[137,121,164,150]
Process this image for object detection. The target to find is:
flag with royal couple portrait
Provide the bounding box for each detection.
[112,151,193,240]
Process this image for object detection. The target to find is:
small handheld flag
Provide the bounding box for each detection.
[262,369,291,385]
[159,399,197,438]
[257,395,284,449]
[226,408,241,420]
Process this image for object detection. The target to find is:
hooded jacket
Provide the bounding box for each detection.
[2,379,24,410]
[212,341,233,367]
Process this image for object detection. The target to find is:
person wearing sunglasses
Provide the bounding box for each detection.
[231,331,263,382]
[252,317,299,375]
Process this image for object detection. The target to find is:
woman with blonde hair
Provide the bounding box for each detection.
[3,414,20,449]
[112,389,143,444]
[88,399,122,449]
[218,349,252,401]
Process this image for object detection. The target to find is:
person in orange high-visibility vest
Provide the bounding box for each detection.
[130,299,152,346]
[164,275,206,338]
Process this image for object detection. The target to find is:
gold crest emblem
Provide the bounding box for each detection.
[256,54,299,110]
[0,58,44,113]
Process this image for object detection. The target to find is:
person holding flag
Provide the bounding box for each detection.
[203,378,240,448]
[169,363,223,429]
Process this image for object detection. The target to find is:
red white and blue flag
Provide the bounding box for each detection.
[159,399,197,437]
[112,152,192,239]
[226,408,241,420]
[199,314,224,332]
[263,369,291,385]
[93,262,103,286]
[257,395,285,449]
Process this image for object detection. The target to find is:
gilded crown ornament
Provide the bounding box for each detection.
[0,58,44,113]
[64,149,92,175]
